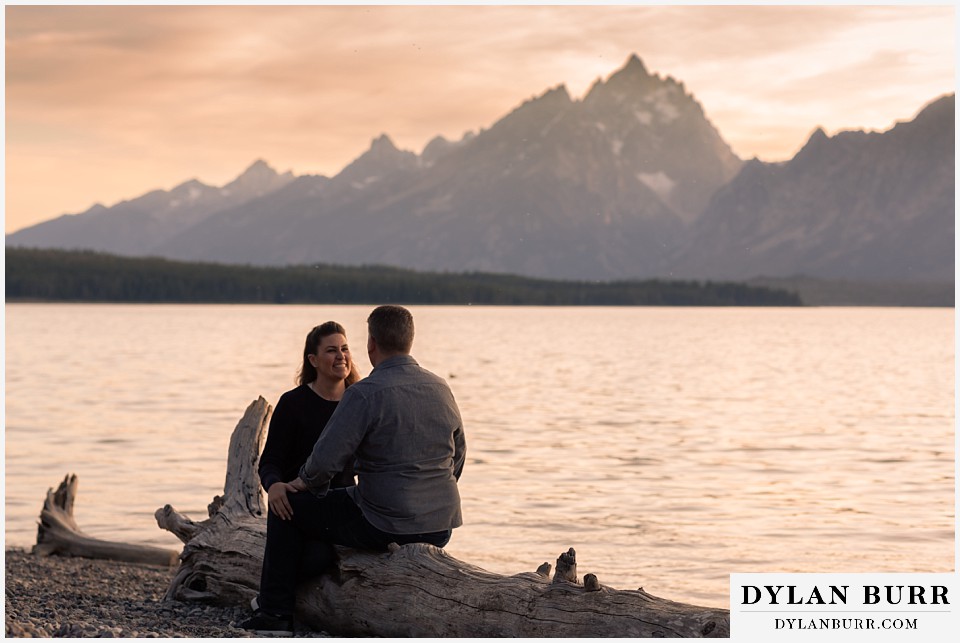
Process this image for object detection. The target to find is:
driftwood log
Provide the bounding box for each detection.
[156,397,730,637]
[34,473,178,567]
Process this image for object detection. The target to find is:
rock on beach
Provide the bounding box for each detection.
[4,548,327,638]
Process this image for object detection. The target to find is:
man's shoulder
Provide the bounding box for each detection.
[361,358,451,392]
[383,358,448,383]
[411,365,450,387]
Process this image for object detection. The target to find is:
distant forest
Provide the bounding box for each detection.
[5,247,802,306]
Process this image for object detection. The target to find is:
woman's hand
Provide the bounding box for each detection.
[267,481,300,520]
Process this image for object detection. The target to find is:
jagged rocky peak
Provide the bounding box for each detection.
[586,53,651,88]
[238,159,278,178]
[580,54,710,135]
[789,127,831,165]
[509,84,573,115]
[543,83,573,102]
[917,92,954,118]
[170,178,211,198]
[488,84,574,135]
[335,133,418,184]
[175,178,208,189]
[84,203,109,215]
[897,93,954,137]
[807,127,829,143]
[620,55,688,97]
[421,130,479,166]
[369,133,398,154]
[366,134,419,164]
[619,53,650,77]
[531,84,573,114]
[423,134,450,151]
[222,159,295,195]
[585,53,660,101]
[362,134,418,163]
[421,135,456,166]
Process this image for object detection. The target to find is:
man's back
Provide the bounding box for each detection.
[300,354,466,535]
[347,355,465,533]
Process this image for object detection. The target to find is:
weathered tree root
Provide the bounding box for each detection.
[34,474,178,567]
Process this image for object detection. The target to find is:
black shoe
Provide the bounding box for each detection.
[239,610,293,637]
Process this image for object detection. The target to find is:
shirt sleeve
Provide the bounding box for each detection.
[299,386,368,492]
[452,415,467,481]
[258,394,294,492]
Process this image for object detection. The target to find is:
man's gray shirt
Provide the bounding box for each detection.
[299,354,466,535]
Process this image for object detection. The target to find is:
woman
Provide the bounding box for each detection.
[251,321,358,620]
[259,321,359,519]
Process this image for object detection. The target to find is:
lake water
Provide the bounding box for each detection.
[3,304,955,608]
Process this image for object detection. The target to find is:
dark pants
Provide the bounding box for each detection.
[258,488,451,615]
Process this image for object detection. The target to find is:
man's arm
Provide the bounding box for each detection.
[452,423,466,480]
[452,402,466,481]
[298,387,368,492]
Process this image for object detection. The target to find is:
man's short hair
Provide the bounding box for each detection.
[368,305,415,354]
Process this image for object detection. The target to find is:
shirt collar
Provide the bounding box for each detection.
[373,354,418,372]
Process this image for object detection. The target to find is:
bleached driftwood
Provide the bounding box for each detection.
[156,397,730,637]
[34,474,178,567]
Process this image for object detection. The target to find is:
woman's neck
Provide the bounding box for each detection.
[309,377,345,401]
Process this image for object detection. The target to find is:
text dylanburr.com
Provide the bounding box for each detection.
[730,573,958,640]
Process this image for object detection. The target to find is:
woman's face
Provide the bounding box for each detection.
[308,333,352,383]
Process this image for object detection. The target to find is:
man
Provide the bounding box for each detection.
[242,305,466,636]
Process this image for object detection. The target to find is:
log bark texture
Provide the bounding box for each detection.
[34,474,178,567]
[157,396,730,637]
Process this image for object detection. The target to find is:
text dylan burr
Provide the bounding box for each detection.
[742,585,949,606]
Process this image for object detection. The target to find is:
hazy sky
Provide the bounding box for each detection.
[4,3,955,234]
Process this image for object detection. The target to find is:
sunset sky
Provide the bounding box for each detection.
[4,3,955,234]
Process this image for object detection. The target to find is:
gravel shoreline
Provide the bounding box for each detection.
[4,548,328,638]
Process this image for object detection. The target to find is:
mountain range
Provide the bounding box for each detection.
[7,54,954,283]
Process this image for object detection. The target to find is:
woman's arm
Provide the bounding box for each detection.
[258,394,294,492]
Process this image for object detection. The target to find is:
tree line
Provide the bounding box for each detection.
[5,247,803,306]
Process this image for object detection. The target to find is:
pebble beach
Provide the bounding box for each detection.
[4,548,328,638]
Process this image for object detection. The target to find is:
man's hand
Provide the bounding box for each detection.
[267,481,300,520]
[289,477,308,492]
